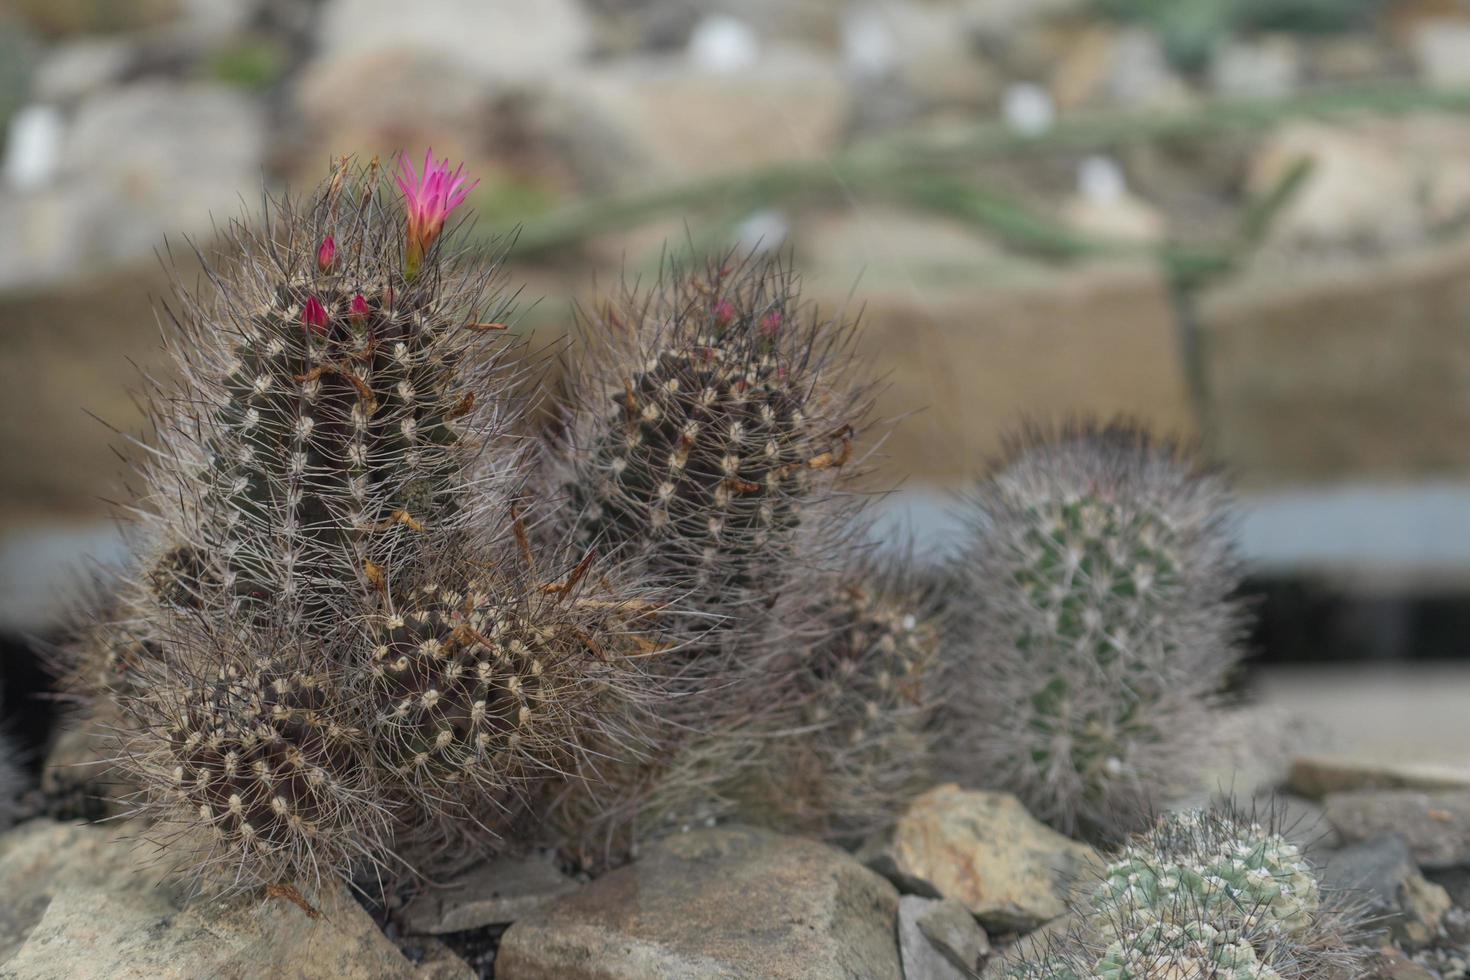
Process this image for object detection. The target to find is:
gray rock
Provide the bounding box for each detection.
[1290,756,1470,800]
[869,785,1100,933]
[0,820,418,979]
[1411,20,1470,89]
[315,0,592,84]
[898,895,989,980]
[1210,36,1301,100]
[1323,835,1451,948]
[402,851,581,933]
[1426,866,1470,909]
[1324,789,1470,870]
[495,825,902,980]
[32,39,134,105]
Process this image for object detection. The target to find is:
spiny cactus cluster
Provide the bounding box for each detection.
[945,422,1245,840]
[66,155,945,892]
[68,155,665,891]
[1005,804,1369,980]
[540,257,943,860]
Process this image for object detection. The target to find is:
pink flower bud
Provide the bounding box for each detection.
[317,235,336,273]
[713,300,734,326]
[302,295,329,334]
[759,311,783,337]
[349,293,370,323]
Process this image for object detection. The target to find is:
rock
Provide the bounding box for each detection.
[1051,27,1192,112]
[1426,865,1470,909]
[400,937,476,980]
[1410,19,1470,88]
[1210,35,1301,100]
[315,0,593,85]
[495,825,902,980]
[870,785,1100,932]
[0,820,418,978]
[2,81,267,287]
[1247,116,1470,260]
[1323,790,1470,870]
[1198,230,1470,484]
[31,38,134,104]
[1061,193,1165,244]
[840,4,1002,111]
[1290,756,1470,800]
[898,895,989,980]
[556,46,847,185]
[402,851,581,933]
[1323,835,1451,948]
[1303,36,1400,84]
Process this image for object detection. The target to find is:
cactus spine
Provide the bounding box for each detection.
[947,421,1245,839]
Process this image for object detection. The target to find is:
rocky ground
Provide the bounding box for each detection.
[1,751,1468,978]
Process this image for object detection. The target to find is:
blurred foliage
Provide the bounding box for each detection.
[1097,0,1379,72]
[8,0,179,39]
[204,38,289,92]
[0,20,39,153]
[469,177,563,227]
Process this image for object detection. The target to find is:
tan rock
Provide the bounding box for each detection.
[496,825,901,980]
[0,820,416,979]
[880,785,1100,932]
[402,851,581,933]
[1289,755,1470,800]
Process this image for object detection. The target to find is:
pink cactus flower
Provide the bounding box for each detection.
[396,149,478,276]
[302,295,329,334]
[317,235,336,273]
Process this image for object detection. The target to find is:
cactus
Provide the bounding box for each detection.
[1002,803,1369,980]
[946,421,1244,839]
[91,155,558,891]
[555,254,868,612]
[732,566,941,839]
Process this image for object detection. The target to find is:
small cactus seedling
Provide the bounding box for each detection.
[947,421,1244,839]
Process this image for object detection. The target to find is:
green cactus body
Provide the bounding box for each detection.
[1095,810,1321,940]
[950,422,1243,839]
[1095,922,1280,980]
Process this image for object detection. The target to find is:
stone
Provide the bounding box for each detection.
[1290,756,1470,800]
[314,0,593,85]
[898,895,989,980]
[399,937,476,980]
[1323,835,1451,948]
[1410,19,1470,88]
[402,851,581,933]
[1052,27,1192,112]
[495,825,902,980]
[1210,36,1301,100]
[1247,116,1470,261]
[871,785,1100,932]
[31,38,134,105]
[1198,233,1470,484]
[0,820,418,978]
[1427,866,1470,909]
[554,47,847,186]
[840,3,1002,110]
[1323,790,1470,870]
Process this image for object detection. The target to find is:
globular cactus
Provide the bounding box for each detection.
[355,545,665,853]
[1002,804,1369,980]
[946,421,1245,840]
[731,565,941,840]
[119,622,390,891]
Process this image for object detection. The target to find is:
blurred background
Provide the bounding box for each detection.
[0,0,1467,769]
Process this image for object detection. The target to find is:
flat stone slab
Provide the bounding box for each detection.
[495,825,902,980]
[402,851,581,933]
[1290,756,1470,800]
[1324,789,1470,870]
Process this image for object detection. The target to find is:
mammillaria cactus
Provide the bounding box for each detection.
[946,421,1245,839]
[1003,804,1368,980]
